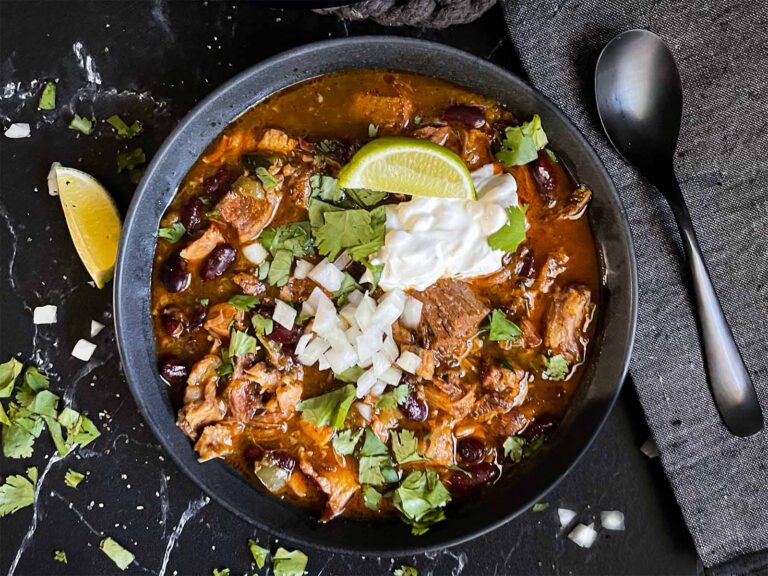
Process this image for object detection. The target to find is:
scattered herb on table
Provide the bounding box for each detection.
[362,485,382,511]
[0,357,23,397]
[272,546,308,576]
[0,467,37,517]
[64,468,85,488]
[100,537,135,571]
[69,114,94,135]
[53,550,67,563]
[248,539,268,569]
[394,566,418,576]
[532,502,550,512]
[106,114,143,139]
[117,147,146,173]
[38,81,56,111]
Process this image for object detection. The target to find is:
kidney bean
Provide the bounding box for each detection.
[159,357,188,384]
[267,323,304,345]
[442,104,486,128]
[448,462,501,495]
[160,305,186,338]
[457,437,486,465]
[202,165,241,199]
[187,304,207,332]
[161,253,191,293]
[269,450,296,473]
[533,151,557,204]
[180,197,206,236]
[400,392,428,422]
[201,244,236,280]
[521,414,559,441]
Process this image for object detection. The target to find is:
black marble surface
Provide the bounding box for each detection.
[0,1,702,575]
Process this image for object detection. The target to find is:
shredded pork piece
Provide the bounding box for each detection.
[195,421,244,462]
[179,225,226,261]
[299,450,360,521]
[544,284,593,363]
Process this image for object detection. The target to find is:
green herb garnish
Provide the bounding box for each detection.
[99,537,135,571]
[296,384,356,429]
[255,166,277,190]
[375,384,409,409]
[68,114,94,135]
[487,204,526,254]
[503,436,525,462]
[543,354,569,381]
[391,429,422,464]
[368,123,379,138]
[38,81,56,110]
[267,249,293,287]
[393,469,451,535]
[156,222,186,243]
[117,147,146,173]
[332,428,363,456]
[106,114,143,139]
[248,539,268,569]
[229,330,257,359]
[309,174,343,202]
[495,114,548,166]
[488,309,522,341]
[0,467,36,517]
[272,547,308,576]
[228,295,260,311]
[251,314,273,336]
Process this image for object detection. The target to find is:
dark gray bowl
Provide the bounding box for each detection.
[114,37,637,556]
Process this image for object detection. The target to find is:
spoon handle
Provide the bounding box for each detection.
[663,175,763,436]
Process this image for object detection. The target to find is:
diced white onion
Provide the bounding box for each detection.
[90,320,105,337]
[600,511,625,531]
[294,259,314,280]
[333,250,351,270]
[273,299,297,329]
[4,123,31,138]
[371,289,406,329]
[294,333,313,356]
[379,366,403,386]
[558,508,577,528]
[354,401,372,422]
[313,292,340,336]
[33,305,57,325]
[242,242,268,265]
[347,290,364,305]
[356,329,385,366]
[396,351,421,374]
[344,325,362,344]
[401,296,423,329]
[304,287,328,317]
[318,354,330,371]
[381,334,399,363]
[372,352,391,377]
[47,162,61,196]
[354,293,377,331]
[339,303,359,330]
[325,326,353,352]
[308,258,344,292]
[326,347,358,374]
[355,368,378,398]
[640,438,659,459]
[370,380,387,396]
[568,523,597,548]
[298,337,330,365]
[71,339,96,361]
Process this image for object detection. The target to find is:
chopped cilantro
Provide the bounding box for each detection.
[523,434,546,458]
[272,547,308,576]
[503,436,525,462]
[156,222,186,243]
[57,407,100,450]
[257,261,270,280]
[488,309,522,341]
[38,81,56,111]
[0,357,23,397]
[68,114,94,135]
[495,114,548,166]
[487,204,526,254]
[334,366,364,383]
[248,539,268,569]
[0,467,36,517]
[229,330,257,359]
[198,298,210,306]
[375,384,409,409]
[544,354,569,381]
[309,174,343,202]
[394,566,418,576]
[106,114,143,139]
[544,148,558,163]
[117,147,146,173]
[100,537,135,571]
[266,249,292,287]
[129,167,145,184]
[53,550,67,563]
[360,259,384,291]
[362,485,382,511]
[532,502,550,512]
[251,313,273,336]
[255,166,277,190]
[393,469,451,535]
[359,427,389,457]
[64,468,85,488]
[413,116,422,125]
[332,428,363,456]
[359,455,397,487]
[333,272,360,304]
[2,406,43,458]
[260,222,313,258]
[315,207,384,261]
[228,295,260,311]
[296,384,355,429]
[344,189,388,208]
[368,123,379,138]
[391,429,422,464]
[212,569,230,576]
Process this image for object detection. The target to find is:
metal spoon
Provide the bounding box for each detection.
[595,29,763,437]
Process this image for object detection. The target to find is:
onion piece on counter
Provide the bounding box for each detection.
[600,510,625,531]
[294,259,314,279]
[568,523,597,548]
[33,305,57,325]
[640,438,659,459]
[401,296,423,329]
[558,508,577,529]
[396,351,421,374]
[242,242,268,265]
[308,258,344,292]
[90,320,105,337]
[4,123,31,138]
[71,339,96,361]
[47,162,61,196]
[272,299,297,329]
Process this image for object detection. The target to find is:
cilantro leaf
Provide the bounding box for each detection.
[106,115,143,139]
[156,222,186,243]
[376,384,410,409]
[523,434,546,458]
[345,189,387,209]
[69,114,94,135]
[488,309,522,341]
[334,272,360,304]
[255,167,277,190]
[2,409,42,459]
[359,455,397,487]
[393,469,451,535]
[332,428,363,456]
[260,222,313,258]
[54,550,67,563]
[212,569,230,576]
[359,427,388,457]
[0,468,36,517]
[117,147,146,173]
[99,537,135,571]
[532,502,550,512]
[229,330,258,359]
[58,407,100,449]
[38,81,56,110]
[0,357,23,398]
[251,313,273,336]
[17,366,49,406]
[267,249,293,287]
[503,436,526,462]
[297,384,355,429]
[487,204,526,254]
[64,468,85,488]
[228,295,260,311]
[272,547,308,576]
[247,539,268,569]
[46,416,69,456]
[362,485,382,511]
[315,209,374,261]
[334,366,364,383]
[495,114,549,166]
[544,354,569,381]
[394,566,419,576]
[391,429,423,464]
[310,174,343,202]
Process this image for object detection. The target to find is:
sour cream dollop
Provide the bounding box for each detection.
[374,164,522,291]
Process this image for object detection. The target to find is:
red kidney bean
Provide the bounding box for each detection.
[161,253,191,293]
[180,197,206,236]
[533,150,557,203]
[269,450,296,472]
[159,357,188,384]
[448,462,501,494]
[457,437,486,465]
[442,104,486,128]
[521,414,559,441]
[160,305,186,338]
[187,304,207,332]
[400,392,428,422]
[202,165,240,199]
[517,249,535,278]
[201,244,236,280]
[267,323,304,345]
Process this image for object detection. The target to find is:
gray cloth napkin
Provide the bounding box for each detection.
[501,0,768,569]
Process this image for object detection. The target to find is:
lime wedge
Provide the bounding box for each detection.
[55,166,122,288]
[337,137,476,199]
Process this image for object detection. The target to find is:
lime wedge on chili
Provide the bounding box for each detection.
[337,137,476,199]
[55,166,122,288]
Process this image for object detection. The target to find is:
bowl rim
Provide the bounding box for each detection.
[114,35,638,556]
